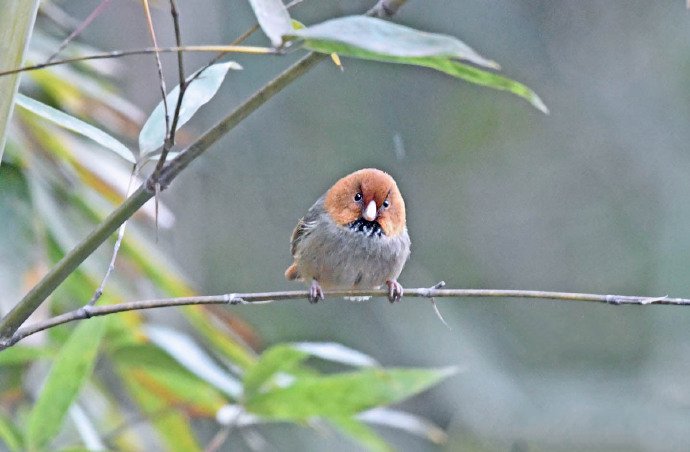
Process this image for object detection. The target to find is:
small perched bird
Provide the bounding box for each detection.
[285,168,411,303]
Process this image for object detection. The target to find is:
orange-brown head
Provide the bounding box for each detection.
[324,168,406,237]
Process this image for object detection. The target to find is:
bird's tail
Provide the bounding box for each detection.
[284,263,300,280]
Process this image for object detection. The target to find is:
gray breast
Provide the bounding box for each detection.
[296,212,411,289]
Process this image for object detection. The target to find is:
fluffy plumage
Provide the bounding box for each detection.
[285,168,411,303]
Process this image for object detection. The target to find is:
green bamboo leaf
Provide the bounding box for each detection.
[183,308,257,371]
[15,94,136,162]
[248,0,292,47]
[25,317,107,450]
[145,325,242,398]
[138,62,242,157]
[120,373,201,452]
[246,366,457,420]
[0,165,35,314]
[0,413,22,452]
[414,58,548,113]
[287,16,547,113]
[291,342,379,367]
[330,417,391,452]
[243,344,309,398]
[0,346,48,366]
[0,0,38,162]
[112,344,225,416]
[287,16,498,69]
[358,407,447,444]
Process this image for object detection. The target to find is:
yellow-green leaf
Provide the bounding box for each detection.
[15,94,135,162]
[287,16,547,113]
[246,367,457,420]
[25,317,107,450]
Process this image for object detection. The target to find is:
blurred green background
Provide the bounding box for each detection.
[52,0,690,450]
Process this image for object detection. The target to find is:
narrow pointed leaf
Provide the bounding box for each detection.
[0,413,22,452]
[112,344,226,415]
[246,367,458,420]
[0,346,49,366]
[291,342,379,367]
[145,325,242,398]
[422,59,548,113]
[69,404,106,451]
[243,344,309,397]
[120,372,201,452]
[138,61,241,156]
[0,0,38,162]
[330,417,391,452]
[286,16,547,113]
[358,408,447,444]
[25,317,107,450]
[15,94,135,162]
[287,16,498,69]
[248,0,292,47]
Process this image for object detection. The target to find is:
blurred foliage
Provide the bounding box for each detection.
[0,1,525,450]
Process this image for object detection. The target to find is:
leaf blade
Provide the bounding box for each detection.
[330,417,391,452]
[421,59,549,114]
[246,366,458,420]
[243,344,309,398]
[138,62,241,157]
[288,16,498,69]
[287,16,547,113]
[15,94,135,162]
[291,342,379,367]
[248,0,292,47]
[145,324,242,398]
[25,317,107,450]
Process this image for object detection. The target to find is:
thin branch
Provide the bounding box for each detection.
[46,0,113,63]
[1,284,683,349]
[152,0,187,177]
[0,45,274,78]
[142,0,171,146]
[86,167,137,306]
[368,0,408,17]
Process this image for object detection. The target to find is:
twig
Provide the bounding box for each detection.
[368,0,408,17]
[0,45,274,78]
[46,0,113,62]
[1,285,684,349]
[427,281,450,329]
[86,166,137,306]
[152,0,187,177]
[142,0,171,153]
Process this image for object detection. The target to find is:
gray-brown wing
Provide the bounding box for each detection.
[289,196,324,257]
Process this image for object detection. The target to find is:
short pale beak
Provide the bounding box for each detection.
[362,200,377,221]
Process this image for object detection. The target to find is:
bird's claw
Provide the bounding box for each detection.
[309,280,324,304]
[386,279,403,303]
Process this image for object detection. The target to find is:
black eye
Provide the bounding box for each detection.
[354,193,363,202]
[382,200,390,208]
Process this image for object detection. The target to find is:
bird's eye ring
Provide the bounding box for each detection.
[354,193,363,202]
[382,200,390,208]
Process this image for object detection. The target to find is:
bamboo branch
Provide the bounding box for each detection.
[0,283,680,349]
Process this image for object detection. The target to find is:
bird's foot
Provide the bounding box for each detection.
[386,279,403,303]
[309,280,325,304]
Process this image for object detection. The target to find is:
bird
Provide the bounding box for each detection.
[285,168,411,304]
